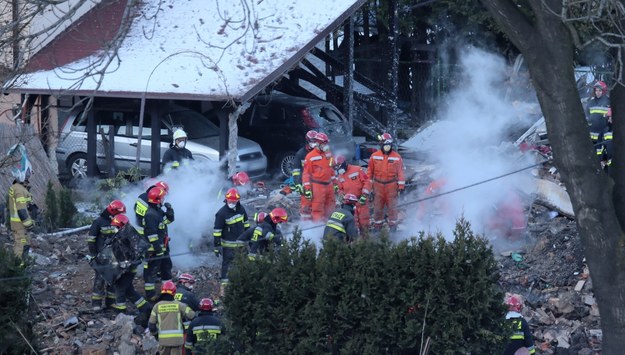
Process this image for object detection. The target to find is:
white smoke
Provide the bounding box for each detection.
[400,47,539,242]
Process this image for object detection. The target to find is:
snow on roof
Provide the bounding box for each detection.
[6,0,364,102]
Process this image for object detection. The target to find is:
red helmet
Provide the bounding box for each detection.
[269,207,288,224]
[111,214,129,228]
[148,187,166,204]
[593,80,608,94]
[225,188,241,203]
[313,132,329,144]
[199,298,214,312]
[154,181,169,194]
[161,280,177,295]
[305,130,318,142]
[107,200,126,215]
[343,193,359,205]
[232,172,250,186]
[505,294,523,312]
[178,273,195,284]
[255,211,268,223]
[379,133,393,144]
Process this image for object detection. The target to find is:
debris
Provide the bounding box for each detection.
[63,316,79,329]
[574,280,585,292]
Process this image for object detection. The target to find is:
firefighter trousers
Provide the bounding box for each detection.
[355,203,370,232]
[143,255,172,300]
[310,183,335,221]
[113,271,149,313]
[300,195,312,221]
[372,182,399,226]
[221,246,245,285]
[9,221,30,258]
[92,270,115,306]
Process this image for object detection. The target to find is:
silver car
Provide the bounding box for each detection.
[56,102,268,179]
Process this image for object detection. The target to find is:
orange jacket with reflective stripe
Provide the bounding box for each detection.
[302,149,335,188]
[338,164,371,196]
[368,150,405,186]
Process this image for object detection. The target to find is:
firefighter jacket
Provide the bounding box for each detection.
[135,189,174,235]
[87,210,116,257]
[213,202,250,248]
[502,311,535,355]
[292,146,309,186]
[148,295,196,347]
[143,203,166,255]
[368,150,405,188]
[338,164,371,197]
[586,95,610,142]
[162,146,194,172]
[174,284,200,311]
[302,149,335,190]
[185,311,223,351]
[248,216,283,258]
[323,205,359,242]
[8,182,33,229]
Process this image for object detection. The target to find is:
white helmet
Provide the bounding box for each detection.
[173,129,188,141]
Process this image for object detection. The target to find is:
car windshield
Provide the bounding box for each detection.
[310,106,348,135]
[163,109,220,139]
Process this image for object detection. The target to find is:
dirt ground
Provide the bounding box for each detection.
[0,188,601,354]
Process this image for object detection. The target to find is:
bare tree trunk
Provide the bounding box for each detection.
[481,0,625,349]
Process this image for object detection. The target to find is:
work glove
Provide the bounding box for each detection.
[359,194,368,205]
[25,222,35,231]
[304,189,313,201]
[214,247,222,258]
[294,184,304,194]
[85,255,95,262]
[164,202,174,220]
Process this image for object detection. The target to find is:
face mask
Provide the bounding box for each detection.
[338,168,346,175]
[227,202,237,209]
[382,144,391,153]
[321,144,330,152]
[111,227,120,234]
[186,284,194,291]
[309,142,318,149]
[176,140,186,149]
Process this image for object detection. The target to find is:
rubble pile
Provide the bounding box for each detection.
[0,195,602,354]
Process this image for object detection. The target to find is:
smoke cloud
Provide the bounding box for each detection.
[400,47,539,245]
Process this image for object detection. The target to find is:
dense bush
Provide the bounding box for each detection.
[221,219,507,354]
[44,182,78,229]
[0,247,39,354]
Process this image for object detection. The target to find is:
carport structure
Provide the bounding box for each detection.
[5,0,365,177]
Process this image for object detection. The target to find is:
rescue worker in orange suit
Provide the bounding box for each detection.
[502,294,535,355]
[87,199,126,310]
[586,81,610,157]
[368,133,405,230]
[7,163,35,261]
[106,214,152,324]
[141,187,171,301]
[212,188,250,291]
[246,208,288,260]
[415,178,450,222]
[323,194,360,243]
[292,130,318,221]
[148,281,196,355]
[334,155,371,235]
[185,298,223,354]
[302,132,336,221]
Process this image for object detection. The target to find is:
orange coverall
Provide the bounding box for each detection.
[337,164,372,232]
[368,150,405,227]
[303,149,336,221]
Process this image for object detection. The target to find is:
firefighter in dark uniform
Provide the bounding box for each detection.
[247,208,288,260]
[87,200,126,310]
[292,130,318,221]
[323,193,360,243]
[141,187,171,301]
[106,214,152,323]
[175,273,200,311]
[213,188,250,292]
[162,129,194,173]
[185,298,223,354]
[503,294,535,355]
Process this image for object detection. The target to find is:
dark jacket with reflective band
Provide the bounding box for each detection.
[8,182,33,228]
[586,95,610,142]
[87,210,116,256]
[148,296,196,347]
[292,146,308,186]
[185,311,223,350]
[162,147,194,172]
[174,285,200,311]
[248,216,283,257]
[135,189,174,236]
[143,203,166,254]
[213,203,250,248]
[503,311,535,355]
[323,205,358,242]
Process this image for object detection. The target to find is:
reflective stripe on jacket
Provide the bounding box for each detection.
[8,182,33,227]
[148,300,195,347]
[367,150,405,187]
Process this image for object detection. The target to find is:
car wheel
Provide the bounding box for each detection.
[276,151,297,178]
[67,153,90,179]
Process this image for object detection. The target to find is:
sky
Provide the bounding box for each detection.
[400,47,540,246]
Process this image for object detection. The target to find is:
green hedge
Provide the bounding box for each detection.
[219,219,506,354]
